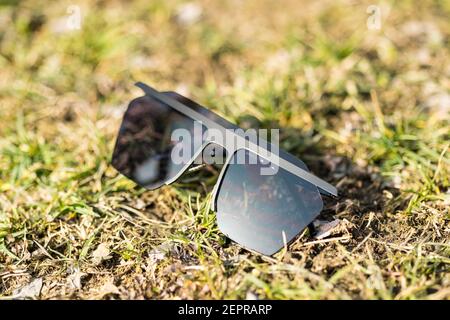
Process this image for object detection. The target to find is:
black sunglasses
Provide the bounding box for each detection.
[112,82,338,255]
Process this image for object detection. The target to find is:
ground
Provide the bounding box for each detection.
[0,0,449,299]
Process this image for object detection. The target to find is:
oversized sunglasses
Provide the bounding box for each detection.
[112,82,338,255]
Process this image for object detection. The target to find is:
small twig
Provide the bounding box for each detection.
[183,265,205,271]
[33,240,56,261]
[301,235,351,247]
[369,238,414,251]
[0,294,22,300]
[352,231,373,253]
[365,212,375,229]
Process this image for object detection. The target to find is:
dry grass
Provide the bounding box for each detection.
[0,0,449,299]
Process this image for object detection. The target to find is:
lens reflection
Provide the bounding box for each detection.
[112,94,205,189]
[216,149,323,255]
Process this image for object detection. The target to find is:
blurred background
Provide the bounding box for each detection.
[0,0,448,299]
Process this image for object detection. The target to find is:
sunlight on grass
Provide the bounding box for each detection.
[0,0,448,299]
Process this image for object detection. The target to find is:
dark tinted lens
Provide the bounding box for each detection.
[112,94,205,189]
[216,149,323,255]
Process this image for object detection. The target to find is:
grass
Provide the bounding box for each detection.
[0,0,449,299]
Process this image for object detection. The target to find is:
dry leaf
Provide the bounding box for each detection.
[13,278,42,299]
[67,267,86,289]
[91,243,111,265]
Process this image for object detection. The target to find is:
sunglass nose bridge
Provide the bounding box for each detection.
[200,142,228,165]
[206,144,226,158]
[186,143,228,174]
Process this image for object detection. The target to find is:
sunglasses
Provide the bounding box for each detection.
[112,82,338,255]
